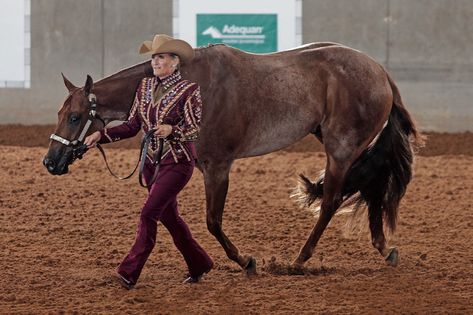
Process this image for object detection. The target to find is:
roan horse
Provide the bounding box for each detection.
[43,42,421,273]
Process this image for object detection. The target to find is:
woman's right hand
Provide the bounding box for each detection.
[84,131,101,148]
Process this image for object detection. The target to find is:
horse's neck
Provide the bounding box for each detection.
[91,48,217,123]
[92,53,213,124]
[95,63,149,123]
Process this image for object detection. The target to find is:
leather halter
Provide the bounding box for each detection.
[50,93,103,163]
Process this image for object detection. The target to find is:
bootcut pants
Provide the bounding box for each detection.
[117,158,213,284]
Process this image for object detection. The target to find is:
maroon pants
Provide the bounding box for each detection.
[117,158,213,284]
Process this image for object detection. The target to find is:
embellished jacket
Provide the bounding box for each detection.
[99,71,202,164]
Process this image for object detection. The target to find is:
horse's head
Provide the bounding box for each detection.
[43,74,102,175]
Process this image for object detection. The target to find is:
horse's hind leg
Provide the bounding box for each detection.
[368,203,399,266]
[292,156,350,267]
[202,160,256,273]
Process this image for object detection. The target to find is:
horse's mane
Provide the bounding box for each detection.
[96,43,343,86]
[95,45,227,86]
[195,43,227,51]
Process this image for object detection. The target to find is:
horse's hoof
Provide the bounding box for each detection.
[291,262,303,270]
[291,257,305,269]
[385,247,399,267]
[245,256,257,275]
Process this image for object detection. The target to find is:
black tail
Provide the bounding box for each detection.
[298,75,421,233]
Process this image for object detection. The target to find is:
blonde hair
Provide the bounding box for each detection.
[170,53,181,70]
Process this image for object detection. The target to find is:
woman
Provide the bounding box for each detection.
[84,34,213,288]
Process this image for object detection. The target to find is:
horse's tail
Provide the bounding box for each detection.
[385,73,423,142]
[295,73,423,233]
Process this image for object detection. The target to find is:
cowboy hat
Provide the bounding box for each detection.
[139,34,195,63]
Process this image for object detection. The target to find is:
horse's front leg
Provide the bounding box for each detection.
[202,160,256,274]
[292,157,350,267]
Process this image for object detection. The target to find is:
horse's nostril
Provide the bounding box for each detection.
[43,158,56,171]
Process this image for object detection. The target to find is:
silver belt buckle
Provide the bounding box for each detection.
[148,141,171,161]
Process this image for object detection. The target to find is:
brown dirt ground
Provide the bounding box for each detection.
[0,125,472,314]
[1,124,473,156]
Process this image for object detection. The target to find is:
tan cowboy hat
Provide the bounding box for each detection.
[139,34,195,63]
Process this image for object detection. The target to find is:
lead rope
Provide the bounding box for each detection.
[96,129,164,188]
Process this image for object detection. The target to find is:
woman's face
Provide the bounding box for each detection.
[151,53,178,78]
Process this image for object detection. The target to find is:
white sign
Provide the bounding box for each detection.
[0,0,30,88]
[174,0,301,52]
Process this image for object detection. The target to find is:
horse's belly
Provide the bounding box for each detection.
[238,108,321,158]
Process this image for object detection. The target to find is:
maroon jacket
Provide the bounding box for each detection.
[99,71,202,164]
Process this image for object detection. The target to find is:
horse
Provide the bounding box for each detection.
[43,42,421,273]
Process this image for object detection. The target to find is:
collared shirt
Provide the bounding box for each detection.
[153,70,184,102]
[99,70,203,164]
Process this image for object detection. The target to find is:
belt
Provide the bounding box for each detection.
[147,140,171,161]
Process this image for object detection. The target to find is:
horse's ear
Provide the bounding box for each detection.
[84,74,93,95]
[61,73,77,92]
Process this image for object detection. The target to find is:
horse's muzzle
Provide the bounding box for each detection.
[43,157,56,173]
[42,150,72,175]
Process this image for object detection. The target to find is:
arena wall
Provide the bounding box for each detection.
[0,0,471,131]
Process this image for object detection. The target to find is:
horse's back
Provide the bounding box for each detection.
[211,43,389,92]
[194,43,393,159]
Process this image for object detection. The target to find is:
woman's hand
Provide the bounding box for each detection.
[84,131,101,148]
[155,124,172,138]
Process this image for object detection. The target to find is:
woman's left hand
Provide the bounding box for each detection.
[154,124,172,138]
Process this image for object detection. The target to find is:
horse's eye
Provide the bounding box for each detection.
[69,115,80,124]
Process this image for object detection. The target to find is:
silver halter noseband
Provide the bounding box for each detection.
[50,93,103,161]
